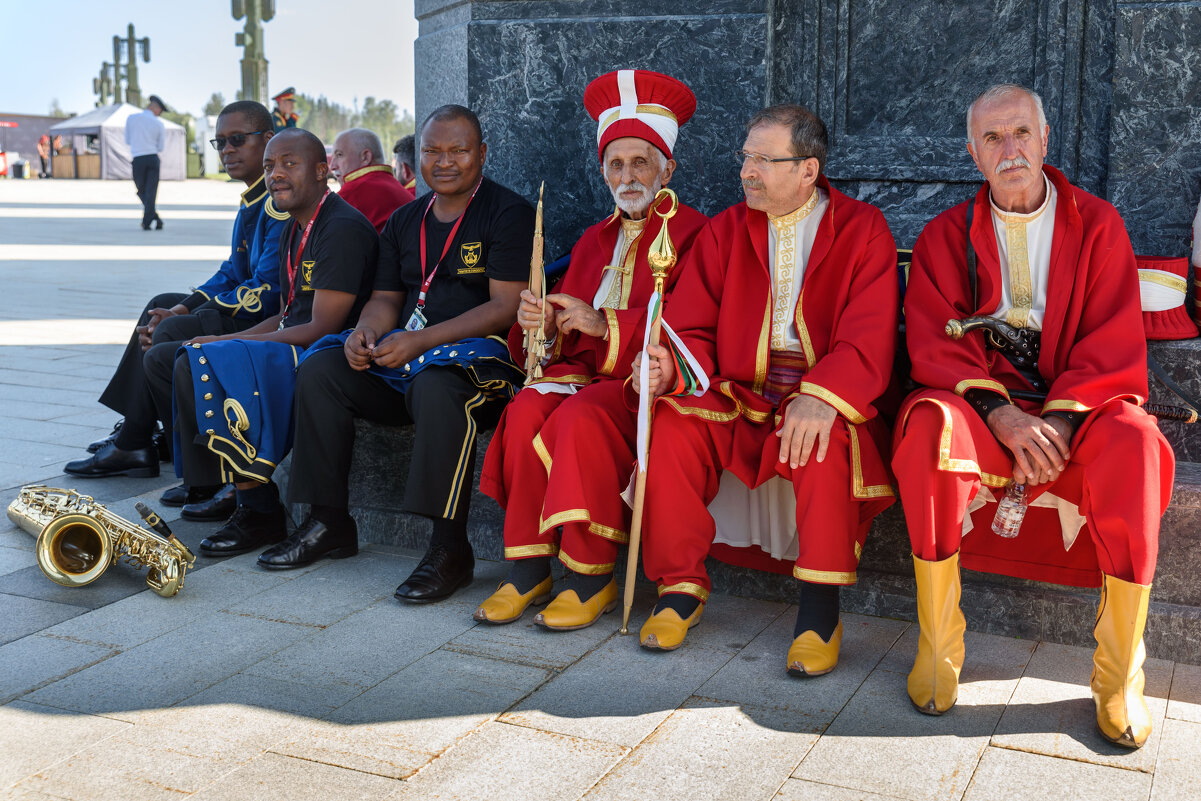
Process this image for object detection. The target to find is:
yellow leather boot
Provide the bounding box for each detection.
[907,552,966,715]
[1091,574,1153,748]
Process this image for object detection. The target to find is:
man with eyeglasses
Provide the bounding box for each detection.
[607,104,899,665]
[475,69,708,630]
[66,102,287,519]
[253,105,534,605]
[329,127,415,232]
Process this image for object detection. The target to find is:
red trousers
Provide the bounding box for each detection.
[892,393,1172,586]
[480,380,635,574]
[641,404,870,602]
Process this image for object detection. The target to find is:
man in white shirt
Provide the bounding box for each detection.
[125,95,168,230]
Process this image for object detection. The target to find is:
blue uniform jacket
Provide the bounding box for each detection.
[193,175,289,321]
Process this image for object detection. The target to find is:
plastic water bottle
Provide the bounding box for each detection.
[991,483,1028,538]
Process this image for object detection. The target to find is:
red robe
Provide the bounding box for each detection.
[892,165,1174,587]
[338,165,415,232]
[479,202,708,572]
[638,178,898,596]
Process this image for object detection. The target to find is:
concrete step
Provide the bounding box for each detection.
[278,423,1201,666]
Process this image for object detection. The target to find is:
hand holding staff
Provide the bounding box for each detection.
[620,188,680,634]
[524,182,547,383]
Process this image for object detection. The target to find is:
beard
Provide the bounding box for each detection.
[610,177,663,216]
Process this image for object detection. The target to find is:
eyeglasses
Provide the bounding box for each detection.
[735,150,812,168]
[210,131,269,150]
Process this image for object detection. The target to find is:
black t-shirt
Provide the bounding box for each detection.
[278,191,379,329]
[374,176,535,327]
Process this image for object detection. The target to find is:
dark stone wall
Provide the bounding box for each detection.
[414,0,1199,255]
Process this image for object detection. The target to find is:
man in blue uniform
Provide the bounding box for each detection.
[271,88,299,132]
[67,102,287,518]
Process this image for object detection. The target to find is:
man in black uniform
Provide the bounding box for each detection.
[65,101,287,516]
[256,105,533,605]
[170,128,379,556]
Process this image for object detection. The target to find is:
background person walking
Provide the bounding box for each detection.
[125,94,168,230]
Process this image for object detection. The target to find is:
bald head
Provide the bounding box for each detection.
[330,127,384,184]
[267,128,327,164]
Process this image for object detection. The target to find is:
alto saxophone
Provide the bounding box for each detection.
[6,485,197,597]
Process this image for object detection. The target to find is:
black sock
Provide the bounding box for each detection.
[311,504,352,527]
[235,482,278,514]
[506,557,551,594]
[113,418,156,450]
[430,515,470,555]
[562,570,612,602]
[654,592,701,618]
[794,581,840,640]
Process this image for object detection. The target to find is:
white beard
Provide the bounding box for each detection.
[611,177,663,216]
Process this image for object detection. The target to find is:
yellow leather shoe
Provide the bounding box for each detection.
[1091,574,1153,748]
[639,604,704,651]
[535,579,618,631]
[473,577,553,624]
[786,620,843,677]
[908,552,966,716]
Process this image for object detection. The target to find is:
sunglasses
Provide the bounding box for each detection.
[210,131,269,150]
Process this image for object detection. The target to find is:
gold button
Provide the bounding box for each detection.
[199,357,207,365]
[205,428,214,435]
[204,393,213,400]
[205,410,214,418]
[191,343,201,349]
[201,374,210,382]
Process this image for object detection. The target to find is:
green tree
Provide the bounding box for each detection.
[163,111,197,152]
[203,93,226,116]
[291,92,415,154]
[48,98,68,118]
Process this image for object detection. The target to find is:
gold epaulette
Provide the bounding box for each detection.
[264,198,290,221]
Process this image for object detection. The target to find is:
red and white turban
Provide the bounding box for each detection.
[583,69,697,161]
[1137,255,1197,340]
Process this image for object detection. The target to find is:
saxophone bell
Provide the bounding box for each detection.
[36,513,113,588]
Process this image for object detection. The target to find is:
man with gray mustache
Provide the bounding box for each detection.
[477,69,708,629]
[893,83,1173,748]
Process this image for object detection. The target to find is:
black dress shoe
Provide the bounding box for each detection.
[154,218,164,230]
[87,420,124,453]
[153,429,171,463]
[64,441,159,478]
[199,504,287,556]
[181,483,237,521]
[258,515,358,570]
[160,483,220,507]
[394,546,475,604]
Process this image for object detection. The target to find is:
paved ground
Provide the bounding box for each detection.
[0,178,1198,801]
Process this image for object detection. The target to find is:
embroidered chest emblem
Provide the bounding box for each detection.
[301,260,315,290]
[460,242,482,268]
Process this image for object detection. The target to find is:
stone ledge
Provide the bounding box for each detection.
[277,418,1201,665]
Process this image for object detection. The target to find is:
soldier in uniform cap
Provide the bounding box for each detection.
[476,69,709,631]
[272,87,298,132]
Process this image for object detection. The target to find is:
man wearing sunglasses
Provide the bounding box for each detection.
[588,104,898,666]
[65,102,288,519]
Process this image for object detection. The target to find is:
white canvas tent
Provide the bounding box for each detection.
[49,103,186,180]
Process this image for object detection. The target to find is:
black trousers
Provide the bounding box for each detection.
[100,292,250,448]
[286,348,507,520]
[132,154,160,228]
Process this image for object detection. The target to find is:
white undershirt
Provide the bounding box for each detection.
[767,188,828,351]
[988,176,1056,331]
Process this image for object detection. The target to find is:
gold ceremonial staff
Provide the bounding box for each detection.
[620,187,680,634]
[524,182,547,384]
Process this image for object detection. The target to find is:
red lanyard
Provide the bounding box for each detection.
[283,190,330,316]
[416,179,482,309]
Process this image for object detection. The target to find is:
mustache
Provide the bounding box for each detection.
[616,181,649,195]
[995,156,1030,174]
[742,178,765,192]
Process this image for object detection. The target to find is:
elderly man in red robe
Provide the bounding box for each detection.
[628,103,897,670]
[329,127,415,232]
[892,83,1174,748]
[476,70,708,629]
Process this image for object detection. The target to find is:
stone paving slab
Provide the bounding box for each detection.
[583,699,817,801]
[1148,717,1201,801]
[273,648,552,780]
[0,593,87,645]
[190,752,400,801]
[1166,661,1201,724]
[0,700,131,789]
[960,746,1153,801]
[773,779,909,800]
[385,720,628,801]
[990,640,1171,772]
[0,634,116,705]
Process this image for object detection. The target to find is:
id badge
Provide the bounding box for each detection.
[405,307,428,332]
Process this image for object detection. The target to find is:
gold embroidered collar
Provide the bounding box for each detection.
[343,164,394,184]
[240,175,267,207]
[768,187,821,230]
[605,215,648,275]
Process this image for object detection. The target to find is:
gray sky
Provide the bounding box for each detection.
[3,0,417,118]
